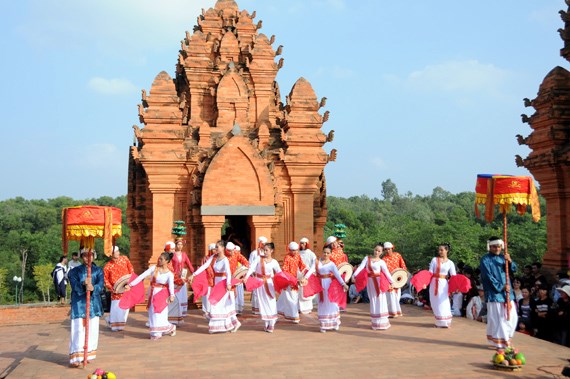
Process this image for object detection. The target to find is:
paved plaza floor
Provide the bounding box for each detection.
[0,303,569,379]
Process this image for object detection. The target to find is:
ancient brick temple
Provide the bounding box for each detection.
[516,3,570,276]
[127,0,335,271]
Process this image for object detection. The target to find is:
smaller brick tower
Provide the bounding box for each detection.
[516,3,570,275]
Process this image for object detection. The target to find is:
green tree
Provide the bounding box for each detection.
[33,264,54,303]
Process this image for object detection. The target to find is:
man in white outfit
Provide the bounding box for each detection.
[249,236,267,315]
[298,237,317,314]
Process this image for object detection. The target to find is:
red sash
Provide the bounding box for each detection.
[367,258,381,297]
[433,258,441,296]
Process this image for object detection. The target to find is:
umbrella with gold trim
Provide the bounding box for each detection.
[62,206,122,367]
[474,174,540,319]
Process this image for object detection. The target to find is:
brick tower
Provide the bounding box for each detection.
[516,3,570,275]
[127,0,335,271]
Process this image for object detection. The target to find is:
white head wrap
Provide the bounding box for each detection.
[164,241,175,251]
[257,236,268,244]
[325,236,337,245]
[289,241,300,251]
[383,242,394,249]
[300,237,309,244]
[226,242,236,251]
[208,243,216,250]
[113,246,120,253]
[236,245,241,251]
[487,238,504,251]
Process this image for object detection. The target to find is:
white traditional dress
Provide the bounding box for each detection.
[169,251,194,324]
[130,266,176,339]
[353,256,394,330]
[428,257,456,327]
[315,260,346,332]
[299,248,317,314]
[194,256,240,333]
[248,248,262,314]
[245,258,282,332]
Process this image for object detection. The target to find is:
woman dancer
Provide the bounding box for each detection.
[429,243,456,328]
[127,251,176,340]
[170,238,195,324]
[352,244,394,330]
[190,241,240,333]
[244,242,282,332]
[315,246,349,333]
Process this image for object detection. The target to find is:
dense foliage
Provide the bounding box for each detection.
[0,196,129,303]
[325,181,547,272]
[0,180,547,303]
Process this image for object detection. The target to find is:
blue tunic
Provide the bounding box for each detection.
[479,252,517,303]
[68,264,104,319]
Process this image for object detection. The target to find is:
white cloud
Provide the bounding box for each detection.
[88,77,138,95]
[371,157,386,169]
[406,60,509,93]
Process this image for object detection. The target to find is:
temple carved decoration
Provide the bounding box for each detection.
[127,0,334,270]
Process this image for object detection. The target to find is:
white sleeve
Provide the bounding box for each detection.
[129,266,155,286]
[168,272,175,295]
[193,255,214,276]
[245,260,258,280]
[331,264,345,285]
[353,256,368,277]
[272,260,282,275]
[428,258,437,274]
[380,261,394,284]
[449,260,457,276]
[224,259,232,283]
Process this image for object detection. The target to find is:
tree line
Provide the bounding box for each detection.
[0,179,546,304]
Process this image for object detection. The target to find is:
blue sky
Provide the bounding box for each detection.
[0,0,565,200]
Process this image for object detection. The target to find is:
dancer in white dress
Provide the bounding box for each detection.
[190,240,241,334]
[352,244,394,330]
[249,236,268,315]
[314,246,349,333]
[428,243,456,328]
[244,242,282,332]
[298,237,317,314]
[127,252,177,340]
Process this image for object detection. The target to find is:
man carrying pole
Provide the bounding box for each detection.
[68,249,104,368]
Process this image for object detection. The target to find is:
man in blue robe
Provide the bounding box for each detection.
[480,236,518,349]
[68,250,104,367]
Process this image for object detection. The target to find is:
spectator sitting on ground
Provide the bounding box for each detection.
[466,285,485,321]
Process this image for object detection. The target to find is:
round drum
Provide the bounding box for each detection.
[233,265,249,281]
[337,262,353,283]
[113,274,132,294]
[391,268,410,289]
